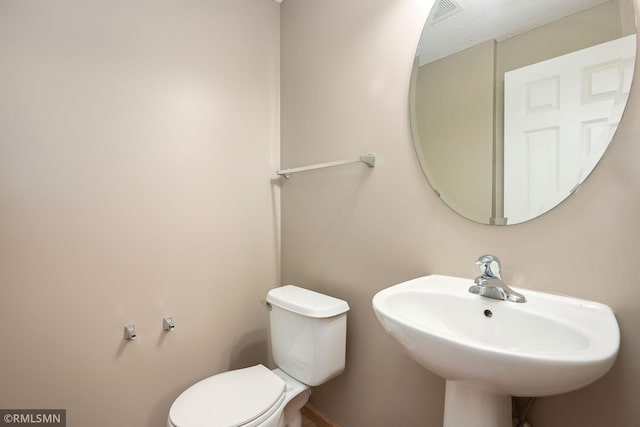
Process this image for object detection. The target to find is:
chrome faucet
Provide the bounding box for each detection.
[469,255,526,303]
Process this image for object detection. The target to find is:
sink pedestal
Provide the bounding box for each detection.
[443,381,511,427]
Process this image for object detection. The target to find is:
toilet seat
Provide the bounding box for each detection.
[168,364,286,427]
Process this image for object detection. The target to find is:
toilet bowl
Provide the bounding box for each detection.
[168,365,310,427]
[167,285,349,427]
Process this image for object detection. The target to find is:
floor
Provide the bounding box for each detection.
[300,404,339,427]
[301,414,318,427]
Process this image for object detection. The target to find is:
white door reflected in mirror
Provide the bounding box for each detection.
[503,34,635,224]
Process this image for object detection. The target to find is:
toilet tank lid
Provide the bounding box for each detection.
[266,285,350,318]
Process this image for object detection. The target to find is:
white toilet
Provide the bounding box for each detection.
[168,285,350,427]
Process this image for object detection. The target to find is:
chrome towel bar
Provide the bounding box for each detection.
[276,153,375,178]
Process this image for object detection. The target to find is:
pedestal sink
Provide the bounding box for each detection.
[372,275,619,427]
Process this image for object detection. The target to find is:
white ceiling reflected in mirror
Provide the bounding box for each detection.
[410,0,636,225]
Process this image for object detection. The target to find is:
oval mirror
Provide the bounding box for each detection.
[410,0,637,225]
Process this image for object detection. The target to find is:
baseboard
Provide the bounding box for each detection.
[301,404,341,427]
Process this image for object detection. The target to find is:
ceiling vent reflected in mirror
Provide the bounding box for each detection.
[432,0,462,24]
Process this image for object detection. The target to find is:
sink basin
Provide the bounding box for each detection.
[372,275,619,427]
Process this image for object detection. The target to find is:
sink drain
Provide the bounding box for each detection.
[483,309,493,318]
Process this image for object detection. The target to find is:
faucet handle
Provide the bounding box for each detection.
[475,254,502,279]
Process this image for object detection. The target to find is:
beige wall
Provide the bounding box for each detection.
[3,1,640,426]
[0,1,280,426]
[497,0,628,74]
[281,1,640,427]
[415,40,495,224]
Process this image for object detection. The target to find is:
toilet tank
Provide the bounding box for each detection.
[266,285,349,387]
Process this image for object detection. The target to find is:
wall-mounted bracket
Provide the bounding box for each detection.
[163,316,175,332]
[124,324,136,341]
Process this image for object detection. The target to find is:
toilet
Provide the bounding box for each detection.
[168,285,350,427]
